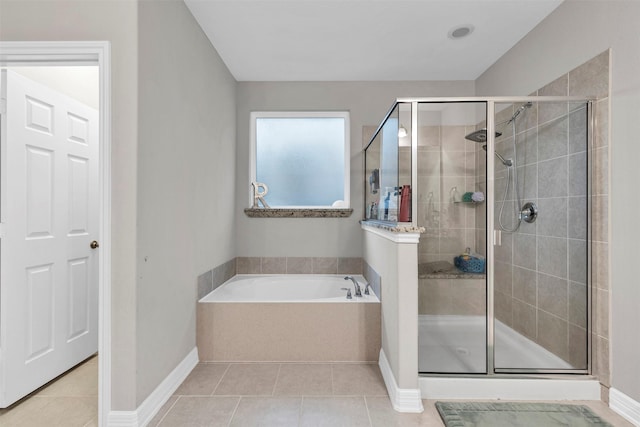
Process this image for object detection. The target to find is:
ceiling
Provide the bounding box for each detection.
[184,0,563,82]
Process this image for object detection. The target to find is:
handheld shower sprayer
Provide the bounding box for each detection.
[463,102,533,232]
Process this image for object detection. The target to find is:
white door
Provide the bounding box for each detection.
[0,70,99,407]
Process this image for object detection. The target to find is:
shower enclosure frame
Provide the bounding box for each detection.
[364,96,596,377]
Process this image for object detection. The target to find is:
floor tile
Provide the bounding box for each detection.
[300,397,370,427]
[147,395,179,427]
[421,400,449,426]
[332,363,388,396]
[367,396,438,427]
[229,397,302,426]
[543,400,633,426]
[83,416,99,427]
[0,396,97,427]
[274,364,333,396]
[214,363,280,396]
[174,363,229,396]
[157,396,239,427]
[36,356,98,397]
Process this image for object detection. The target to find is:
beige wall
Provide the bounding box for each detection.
[235,81,474,258]
[0,0,139,410]
[136,0,237,405]
[477,1,640,402]
[363,228,419,389]
[0,0,238,411]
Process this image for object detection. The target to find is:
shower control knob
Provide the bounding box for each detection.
[520,202,538,223]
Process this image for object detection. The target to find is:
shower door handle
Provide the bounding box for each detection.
[493,229,502,246]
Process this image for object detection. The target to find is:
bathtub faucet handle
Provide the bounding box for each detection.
[344,276,362,297]
[340,287,353,299]
[364,283,372,296]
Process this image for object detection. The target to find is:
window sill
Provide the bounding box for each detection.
[244,208,353,218]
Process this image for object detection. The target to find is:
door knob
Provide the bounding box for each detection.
[90,240,100,249]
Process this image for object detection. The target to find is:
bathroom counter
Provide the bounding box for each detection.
[244,208,353,218]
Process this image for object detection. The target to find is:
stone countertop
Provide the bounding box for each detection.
[359,220,426,233]
[419,271,486,279]
[244,208,353,218]
[418,261,486,279]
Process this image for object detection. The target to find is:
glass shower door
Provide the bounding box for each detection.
[491,100,590,372]
[417,101,488,374]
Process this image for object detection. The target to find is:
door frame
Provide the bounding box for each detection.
[0,41,111,426]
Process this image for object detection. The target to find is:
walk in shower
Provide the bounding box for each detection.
[364,97,593,376]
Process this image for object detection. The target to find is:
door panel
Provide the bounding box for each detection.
[26,264,55,362]
[26,146,55,238]
[68,257,90,342]
[0,70,99,407]
[68,155,90,235]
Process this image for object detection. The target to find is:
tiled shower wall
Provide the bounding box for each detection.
[475,51,610,385]
[415,126,480,263]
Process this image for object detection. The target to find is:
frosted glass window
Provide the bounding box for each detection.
[251,112,350,207]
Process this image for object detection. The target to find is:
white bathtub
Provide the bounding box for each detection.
[197,274,381,362]
[199,274,379,303]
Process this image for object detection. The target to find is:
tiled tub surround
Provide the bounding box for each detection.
[197,275,381,362]
[197,257,364,300]
[474,51,610,382]
[197,258,236,300]
[237,256,364,275]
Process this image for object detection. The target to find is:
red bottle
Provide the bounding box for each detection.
[398,185,411,222]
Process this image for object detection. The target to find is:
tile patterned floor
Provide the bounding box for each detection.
[150,362,634,427]
[0,358,632,426]
[0,355,98,427]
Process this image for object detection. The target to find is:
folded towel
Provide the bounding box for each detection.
[462,192,473,202]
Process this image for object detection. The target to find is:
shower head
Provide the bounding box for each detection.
[481,144,512,167]
[465,102,533,143]
[464,128,502,143]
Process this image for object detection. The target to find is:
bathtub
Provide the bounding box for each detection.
[199,274,379,303]
[197,275,381,362]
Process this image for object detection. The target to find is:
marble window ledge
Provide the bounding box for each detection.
[244,208,353,218]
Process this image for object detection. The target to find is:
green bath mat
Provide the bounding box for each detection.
[435,402,613,427]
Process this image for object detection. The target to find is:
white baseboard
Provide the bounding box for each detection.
[420,376,601,401]
[106,411,138,427]
[610,388,640,426]
[107,347,199,427]
[378,349,423,413]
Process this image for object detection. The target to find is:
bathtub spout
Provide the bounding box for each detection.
[344,276,362,297]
